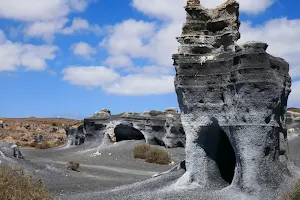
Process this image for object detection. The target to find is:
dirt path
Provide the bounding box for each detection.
[30,158,159,176]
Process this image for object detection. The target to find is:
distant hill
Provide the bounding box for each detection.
[288,108,300,114]
[0,117,83,147]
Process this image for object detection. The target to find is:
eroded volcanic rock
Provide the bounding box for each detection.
[173,0,292,197]
[67,108,185,148]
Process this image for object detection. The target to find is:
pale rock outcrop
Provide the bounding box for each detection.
[94,108,111,119]
[288,128,295,135]
[287,111,300,134]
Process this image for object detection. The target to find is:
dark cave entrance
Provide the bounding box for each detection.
[114,124,145,142]
[196,118,236,184]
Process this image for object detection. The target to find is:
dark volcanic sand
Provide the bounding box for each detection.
[1,135,300,200]
[0,140,185,198]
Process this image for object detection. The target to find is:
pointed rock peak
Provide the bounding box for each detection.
[186,0,200,7]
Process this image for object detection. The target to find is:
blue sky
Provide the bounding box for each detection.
[0,0,299,119]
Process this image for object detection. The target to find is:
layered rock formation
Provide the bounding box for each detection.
[173,0,292,197]
[67,108,186,148]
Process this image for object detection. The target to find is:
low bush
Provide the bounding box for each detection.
[28,141,38,148]
[144,147,171,165]
[134,144,172,165]
[35,142,51,149]
[67,161,80,172]
[53,140,65,147]
[283,179,300,200]
[134,144,151,159]
[0,165,51,200]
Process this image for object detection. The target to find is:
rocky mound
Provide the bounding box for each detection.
[0,117,81,147]
[66,108,186,148]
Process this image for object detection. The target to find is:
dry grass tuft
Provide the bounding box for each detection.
[134,144,171,165]
[35,142,51,149]
[283,179,300,200]
[134,144,152,159]
[145,147,171,165]
[0,165,51,200]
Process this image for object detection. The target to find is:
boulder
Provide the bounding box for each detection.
[164,107,179,114]
[93,108,111,119]
[67,161,80,172]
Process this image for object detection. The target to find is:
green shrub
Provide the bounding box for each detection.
[283,179,300,200]
[145,147,171,165]
[35,142,51,149]
[134,144,151,159]
[0,165,51,200]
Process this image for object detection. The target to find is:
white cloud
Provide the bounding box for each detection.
[101,19,179,67]
[131,0,186,22]
[104,74,174,95]
[131,0,274,22]
[25,18,69,42]
[69,0,90,12]
[60,18,101,35]
[0,41,58,71]
[0,29,57,71]
[239,18,300,79]
[101,19,156,57]
[71,42,96,60]
[289,81,300,108]
[0,0,91,22]
[62,66,175,95]
[62,66,120,88]
[25,18,101,42]
[104,55,133,68]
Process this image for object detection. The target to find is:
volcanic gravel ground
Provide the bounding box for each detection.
[0,140,185,198]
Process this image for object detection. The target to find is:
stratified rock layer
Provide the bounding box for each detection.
[173,0,292,197]
[67,108,185,148]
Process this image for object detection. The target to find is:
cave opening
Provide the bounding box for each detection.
[114,124,145,142]
[196,118,236,184]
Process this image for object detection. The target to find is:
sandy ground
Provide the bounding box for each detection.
[1,134,300,200]
[0,140,185,198]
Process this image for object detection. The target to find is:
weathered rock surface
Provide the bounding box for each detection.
[287,110,300,133]
[67,108,185,148]
[172,0,293,198]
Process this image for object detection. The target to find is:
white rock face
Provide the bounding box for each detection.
[104,121,118,143]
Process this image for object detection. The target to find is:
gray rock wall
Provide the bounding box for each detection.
[67,108,186,148]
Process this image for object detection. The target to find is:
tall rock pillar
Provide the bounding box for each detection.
[173,0,292,194]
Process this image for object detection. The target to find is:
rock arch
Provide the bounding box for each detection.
[104,121,146,143]
[114,124,145,142]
